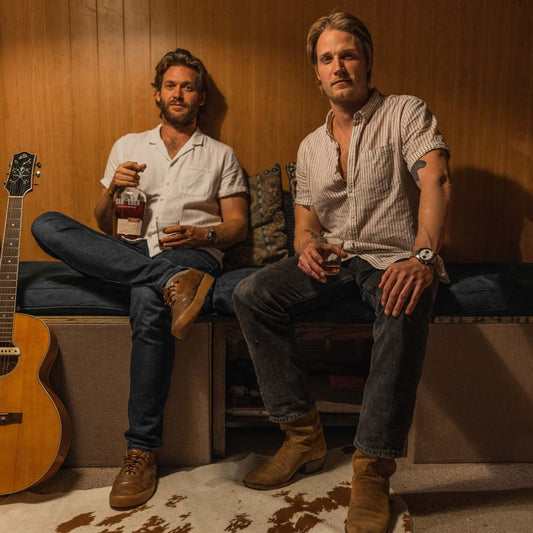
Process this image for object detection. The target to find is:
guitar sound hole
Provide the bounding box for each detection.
[0,356,19,375]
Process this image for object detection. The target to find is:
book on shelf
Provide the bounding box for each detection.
[227,401,361,417]
[226,406,269,417]
[316,400,361,414]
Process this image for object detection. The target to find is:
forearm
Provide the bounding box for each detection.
[381,179,450,317]
[294,227,321,256]
[94,188,115,234]
[415,178,452,253]
[294,204,323,255]
[210,218,248,249]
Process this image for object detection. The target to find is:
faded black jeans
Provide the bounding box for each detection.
[31,211,221,451]
[233,255,439,458]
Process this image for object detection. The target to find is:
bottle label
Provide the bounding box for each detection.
[116,217,142,237]
[116,199,141,206]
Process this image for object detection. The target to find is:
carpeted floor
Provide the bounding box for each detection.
[3,427,533,532]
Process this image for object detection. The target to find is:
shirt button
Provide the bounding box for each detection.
[166,182,170,186]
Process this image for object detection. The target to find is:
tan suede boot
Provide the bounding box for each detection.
[163,268,214,340]
[243,406,327,490]
[345,450,397,533]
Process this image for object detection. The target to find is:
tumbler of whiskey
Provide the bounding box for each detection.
[320,236,344,276]
[156,219,180,248]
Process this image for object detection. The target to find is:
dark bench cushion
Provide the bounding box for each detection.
[17,261,533,320]
[17,261,214,316]
[436,263,533,316]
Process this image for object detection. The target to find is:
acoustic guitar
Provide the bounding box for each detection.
[0,151,71,495]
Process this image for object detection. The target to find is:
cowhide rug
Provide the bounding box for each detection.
[1,447,412,533]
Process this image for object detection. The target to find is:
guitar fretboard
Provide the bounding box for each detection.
[0,197,23,344]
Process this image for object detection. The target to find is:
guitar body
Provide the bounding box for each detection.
[0,313,71,495]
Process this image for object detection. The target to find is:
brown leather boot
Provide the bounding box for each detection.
[243,406,327,490]
[109,449,157,508]
[163,268,214,339]
[345,450,397,533]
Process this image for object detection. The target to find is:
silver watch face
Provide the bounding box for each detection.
[207,229,218,244]
[416,248,435,263]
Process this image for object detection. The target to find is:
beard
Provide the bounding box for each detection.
[158,99,198,127]
[322,73,368,105]
[325,79,357,102]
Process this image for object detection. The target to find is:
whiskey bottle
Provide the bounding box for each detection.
[113,187,146,240]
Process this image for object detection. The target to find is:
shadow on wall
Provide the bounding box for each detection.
[445,167,533,262]
[198,75,228,141]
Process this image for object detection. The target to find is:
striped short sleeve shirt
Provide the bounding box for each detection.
[296,89,449,278]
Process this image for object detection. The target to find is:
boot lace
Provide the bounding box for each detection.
[122,451,146,475]
[163,280,180,307]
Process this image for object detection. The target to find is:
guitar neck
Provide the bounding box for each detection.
[0,196,23,344]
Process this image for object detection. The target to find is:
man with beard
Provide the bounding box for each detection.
[233,12,451,533]
[31,48,248,508]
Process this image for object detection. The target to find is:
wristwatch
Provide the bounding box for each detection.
[206,227,218,246]
[414,248,437,265]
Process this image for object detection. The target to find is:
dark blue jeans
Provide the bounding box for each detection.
[31,211,221,450]
[233,256,439,458]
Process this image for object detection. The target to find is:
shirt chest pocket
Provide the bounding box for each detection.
[357,144,395,197]
[176,167,216,198]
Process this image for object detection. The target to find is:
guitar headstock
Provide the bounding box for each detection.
[4,151,40,197]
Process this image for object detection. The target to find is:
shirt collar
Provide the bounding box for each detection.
[148,124,164,145]
[188,127,206,147]
[148,124,205,159]
[325,88,384,136]
[356,88,384,122]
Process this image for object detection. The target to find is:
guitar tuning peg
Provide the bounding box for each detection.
[36,171,41,177]
[36,162,41,168]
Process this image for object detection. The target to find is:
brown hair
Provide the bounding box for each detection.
[307,12,373,82]
[152,48,209,98]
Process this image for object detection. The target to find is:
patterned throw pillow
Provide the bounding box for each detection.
[223,164,289,270]
[286,161,297,202]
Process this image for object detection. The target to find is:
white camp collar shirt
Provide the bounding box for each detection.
[101,125,248,263]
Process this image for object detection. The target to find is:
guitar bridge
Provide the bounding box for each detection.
[0,413,23,425]
[0,345,19,375]
[0,347,20,355]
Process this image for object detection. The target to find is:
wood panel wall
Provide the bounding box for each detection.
[0,0,531,262]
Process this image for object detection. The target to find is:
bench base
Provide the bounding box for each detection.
[46,317,212,467]
[409,321,533,462]
[44,316,533,466]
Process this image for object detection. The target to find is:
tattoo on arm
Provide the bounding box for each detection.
[411,160,426,182]
[304,229,321,240]
[300,204,311,211]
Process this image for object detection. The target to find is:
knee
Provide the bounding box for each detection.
[233,261,298,313]
[233,274,261,312]
[31,211,68,242]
